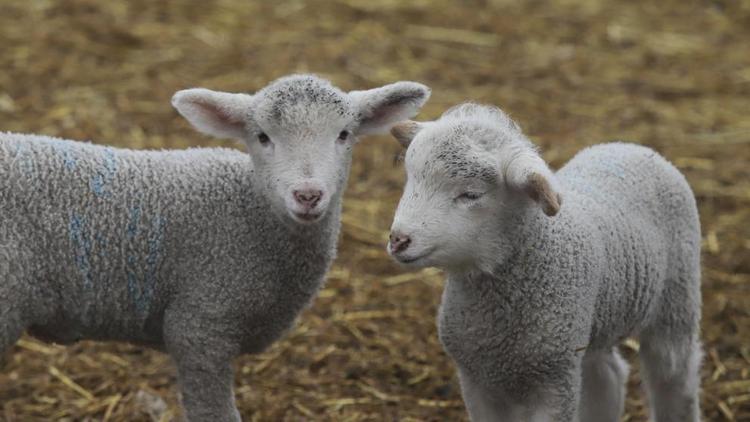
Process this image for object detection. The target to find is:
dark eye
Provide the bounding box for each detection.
[455,191,484,202]
[338,130,349,141]
[258,132,270,145]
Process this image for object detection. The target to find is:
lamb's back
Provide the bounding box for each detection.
[556,142,699,347]
[0,133,254,343]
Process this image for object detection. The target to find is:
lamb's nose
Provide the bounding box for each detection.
[293,189,323,208]
[389,231,411,254]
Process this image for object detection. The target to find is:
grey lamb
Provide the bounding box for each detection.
[0,74,430,421]
[387,103,702,422]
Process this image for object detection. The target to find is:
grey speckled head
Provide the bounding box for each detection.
[172,74,430,225]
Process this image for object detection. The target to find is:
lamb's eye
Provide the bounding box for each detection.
[258,132,270,145]
[455,191,484,202]
[338,130,349,141]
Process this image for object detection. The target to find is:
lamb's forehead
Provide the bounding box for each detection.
[254,75,356,128]
[406,122,498,182]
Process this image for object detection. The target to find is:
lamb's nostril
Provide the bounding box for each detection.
[293,190,323,208]
[389,232,411,254]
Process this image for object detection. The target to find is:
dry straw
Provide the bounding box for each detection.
[1,0,749,420]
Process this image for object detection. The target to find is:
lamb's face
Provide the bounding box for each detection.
[244,77,357,223]
[387,104,561,272]
[173,74,430,225]
[389,122,510,270]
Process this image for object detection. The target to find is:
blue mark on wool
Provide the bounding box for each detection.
[125,204,142,311]
[90,148,118,197]
[15,141,36,178]
[124,205,166,315]
[126,205,142,239]
[126,255,139,312]
[69,213,93,289]
[142,216,166,313]
[51,141,78,170]
[95,233,108,258]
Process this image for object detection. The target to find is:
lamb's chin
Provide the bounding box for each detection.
[392,249,436,268]
[289,211,324,225]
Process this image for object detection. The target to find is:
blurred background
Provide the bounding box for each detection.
[1,0,749,420]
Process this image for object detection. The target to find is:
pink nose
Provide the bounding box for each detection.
[293,189,323,209]
[389,231,411,254]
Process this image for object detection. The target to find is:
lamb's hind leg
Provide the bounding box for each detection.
[578,348,629,422]
[639,273,702,422]
[639,332,702,422]
[0,292,27,367]
[1,269,28,360]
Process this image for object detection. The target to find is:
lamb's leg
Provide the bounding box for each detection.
[578,348,628,422]
[457,369,519,421]
[457,367,581,422]
[0,278,27,362]
[0,310,25,359]
[639,264,702,422]
[164,312,241,422]
[639,333,702,422]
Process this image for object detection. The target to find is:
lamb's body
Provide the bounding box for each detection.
[438,143,701,421]
[0,133,335,351]
[389,105,701,422]
[1,75,431,421]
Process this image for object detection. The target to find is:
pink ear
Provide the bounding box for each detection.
[349,82,430,135]
[172,88,253,140]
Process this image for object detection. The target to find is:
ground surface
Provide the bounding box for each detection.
[1,0,749,421]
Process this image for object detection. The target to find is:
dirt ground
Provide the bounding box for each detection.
[1,0,749,420]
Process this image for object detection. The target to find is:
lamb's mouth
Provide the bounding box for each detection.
[291,211,323,223]
[395,249,434,264]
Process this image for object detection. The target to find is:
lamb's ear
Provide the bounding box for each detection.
[390,120,424,148]
[349,82,431,136]
[505,152,562,217]
[172,88,253,140]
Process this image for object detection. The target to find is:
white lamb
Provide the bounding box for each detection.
[0,74,430,421]
[387,103,702,422]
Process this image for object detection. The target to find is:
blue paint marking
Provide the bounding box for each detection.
[69,213,93,289]
[51,141,78,170]
[126,205,142,239]
[142,216,166,313]
[125,204,143,311]
[95,233,107,258]
[90,148,118,197]
[126,255,139,312]
[123,204,166,315]
[15,141,36,178]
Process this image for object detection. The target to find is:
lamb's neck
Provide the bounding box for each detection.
[453,203,556,279]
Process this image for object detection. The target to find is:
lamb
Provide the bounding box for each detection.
[0,74,430,421]
[386,103,702,422]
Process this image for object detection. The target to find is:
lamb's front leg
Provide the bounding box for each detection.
[458,366,581,422]
[458,369,520,421]
[165,312,241,422]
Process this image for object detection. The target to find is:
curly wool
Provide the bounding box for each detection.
[0,133,338,416]
[438,143,702,421]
